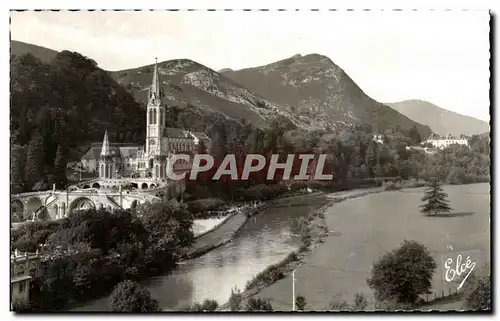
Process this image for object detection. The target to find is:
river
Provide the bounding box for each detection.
[72,192,331,311]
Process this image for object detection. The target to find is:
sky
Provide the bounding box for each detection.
[10,10,491,121]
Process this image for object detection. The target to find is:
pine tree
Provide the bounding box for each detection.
[11,146,25,194]
[53,144,67,189]
[420,178,452,215]
[25,131,45,190]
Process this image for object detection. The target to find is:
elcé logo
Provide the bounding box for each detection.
[167,153,334,181]
[444,254,476,290]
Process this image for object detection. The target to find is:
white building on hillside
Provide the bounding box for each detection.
[423,135,469,150]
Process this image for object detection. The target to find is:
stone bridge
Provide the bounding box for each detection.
[11,189,160,222]
[70,178,168,191]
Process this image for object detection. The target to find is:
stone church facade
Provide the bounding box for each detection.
[81,59,211,181]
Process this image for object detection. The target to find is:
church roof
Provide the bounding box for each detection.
[100,130,111,156]
[162,127,192,139]
[81,145,141,160]
[190,131,211,145]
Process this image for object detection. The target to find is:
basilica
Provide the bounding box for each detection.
[81,59,211,181]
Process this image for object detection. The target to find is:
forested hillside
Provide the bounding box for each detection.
[10,51,147,192]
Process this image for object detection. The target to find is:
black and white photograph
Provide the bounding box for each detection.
[8,9,491,312]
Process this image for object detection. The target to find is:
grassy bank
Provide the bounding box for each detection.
[218,187,388,310]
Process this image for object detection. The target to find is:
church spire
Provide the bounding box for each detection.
[100,130,111,157]
[151,57,161,99]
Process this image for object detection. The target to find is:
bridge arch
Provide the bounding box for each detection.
[92,182,101,189]
[130,183,138,189]
[83,185,90,189]
[141,183,148,189]
[150,183,156,189]
[26,197,43,217]
[69,197,95,215]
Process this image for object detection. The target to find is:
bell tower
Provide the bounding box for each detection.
[146,58,166,155]
[99,130,114,179]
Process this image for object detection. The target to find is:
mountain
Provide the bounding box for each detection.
[221,54,432,137]
[10,40,59,63]
[386,100,490,137]
[111,60,317,130]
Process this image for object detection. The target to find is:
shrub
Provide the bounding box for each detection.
[383,181,401,191]
[295,295,307,311]
[464,275,491,311]
[181,299,219,311]
[367,240,437,304]
[229,286,243,311]
[108,280,160,312]
[245,297,273,311]
[186,198,224,214]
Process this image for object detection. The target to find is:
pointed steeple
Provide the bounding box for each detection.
[100,130,111,157]
[151,57,161,100]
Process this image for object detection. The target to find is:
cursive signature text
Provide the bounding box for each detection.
[444,254,476,290]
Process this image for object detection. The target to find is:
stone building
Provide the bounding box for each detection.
[10,250,39,309]
[80,59,211,180]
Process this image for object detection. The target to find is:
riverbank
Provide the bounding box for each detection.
[181,191,325,261]
[181,205,266,260]
[245,183,489,311]
[218,186,387,310]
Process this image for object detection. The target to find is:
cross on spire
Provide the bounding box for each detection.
[151,57,161,99]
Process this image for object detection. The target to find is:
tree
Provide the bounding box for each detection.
[108,280,160,312]
[25,131,45,190]
[11,145,25,193]
[367,240,437,305]
[181,299,219,311]
[229,286,243,311]
[420,178,452,215]
[464,275,491,311]
[295,295,307,311]
[136,201,194,270]
[52,144,67,189]
[326,299,350,311]
[407,125,422,145]
[245,297,273,311]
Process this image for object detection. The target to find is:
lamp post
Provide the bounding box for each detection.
[292,263,302,311]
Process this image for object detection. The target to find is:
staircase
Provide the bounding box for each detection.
[106,196,123,210]
[33,196,59,220]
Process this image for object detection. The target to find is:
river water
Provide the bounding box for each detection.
[72,193,331,311]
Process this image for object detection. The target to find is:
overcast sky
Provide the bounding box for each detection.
[10,10,490,121]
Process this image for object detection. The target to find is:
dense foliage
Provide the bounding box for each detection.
[183,115,489,202]
[245,297,274,311]
[464,275,491,311]
[367,240,437,304]
[108,280,160,312]
[180,299,219,312]
[11,201,193,311]
[10,51,146,192]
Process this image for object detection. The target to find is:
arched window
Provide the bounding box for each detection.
[155,165,159,178]
[153,109,157,125]
[100,164,104,178]
[148,110,152,125]
[160,108,164,126]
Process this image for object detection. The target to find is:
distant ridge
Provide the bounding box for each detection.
[386,99,489,137]
[222,53,432,136]
[10,40,59,63]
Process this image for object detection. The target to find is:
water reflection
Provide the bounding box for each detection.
[74,193,330,311]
